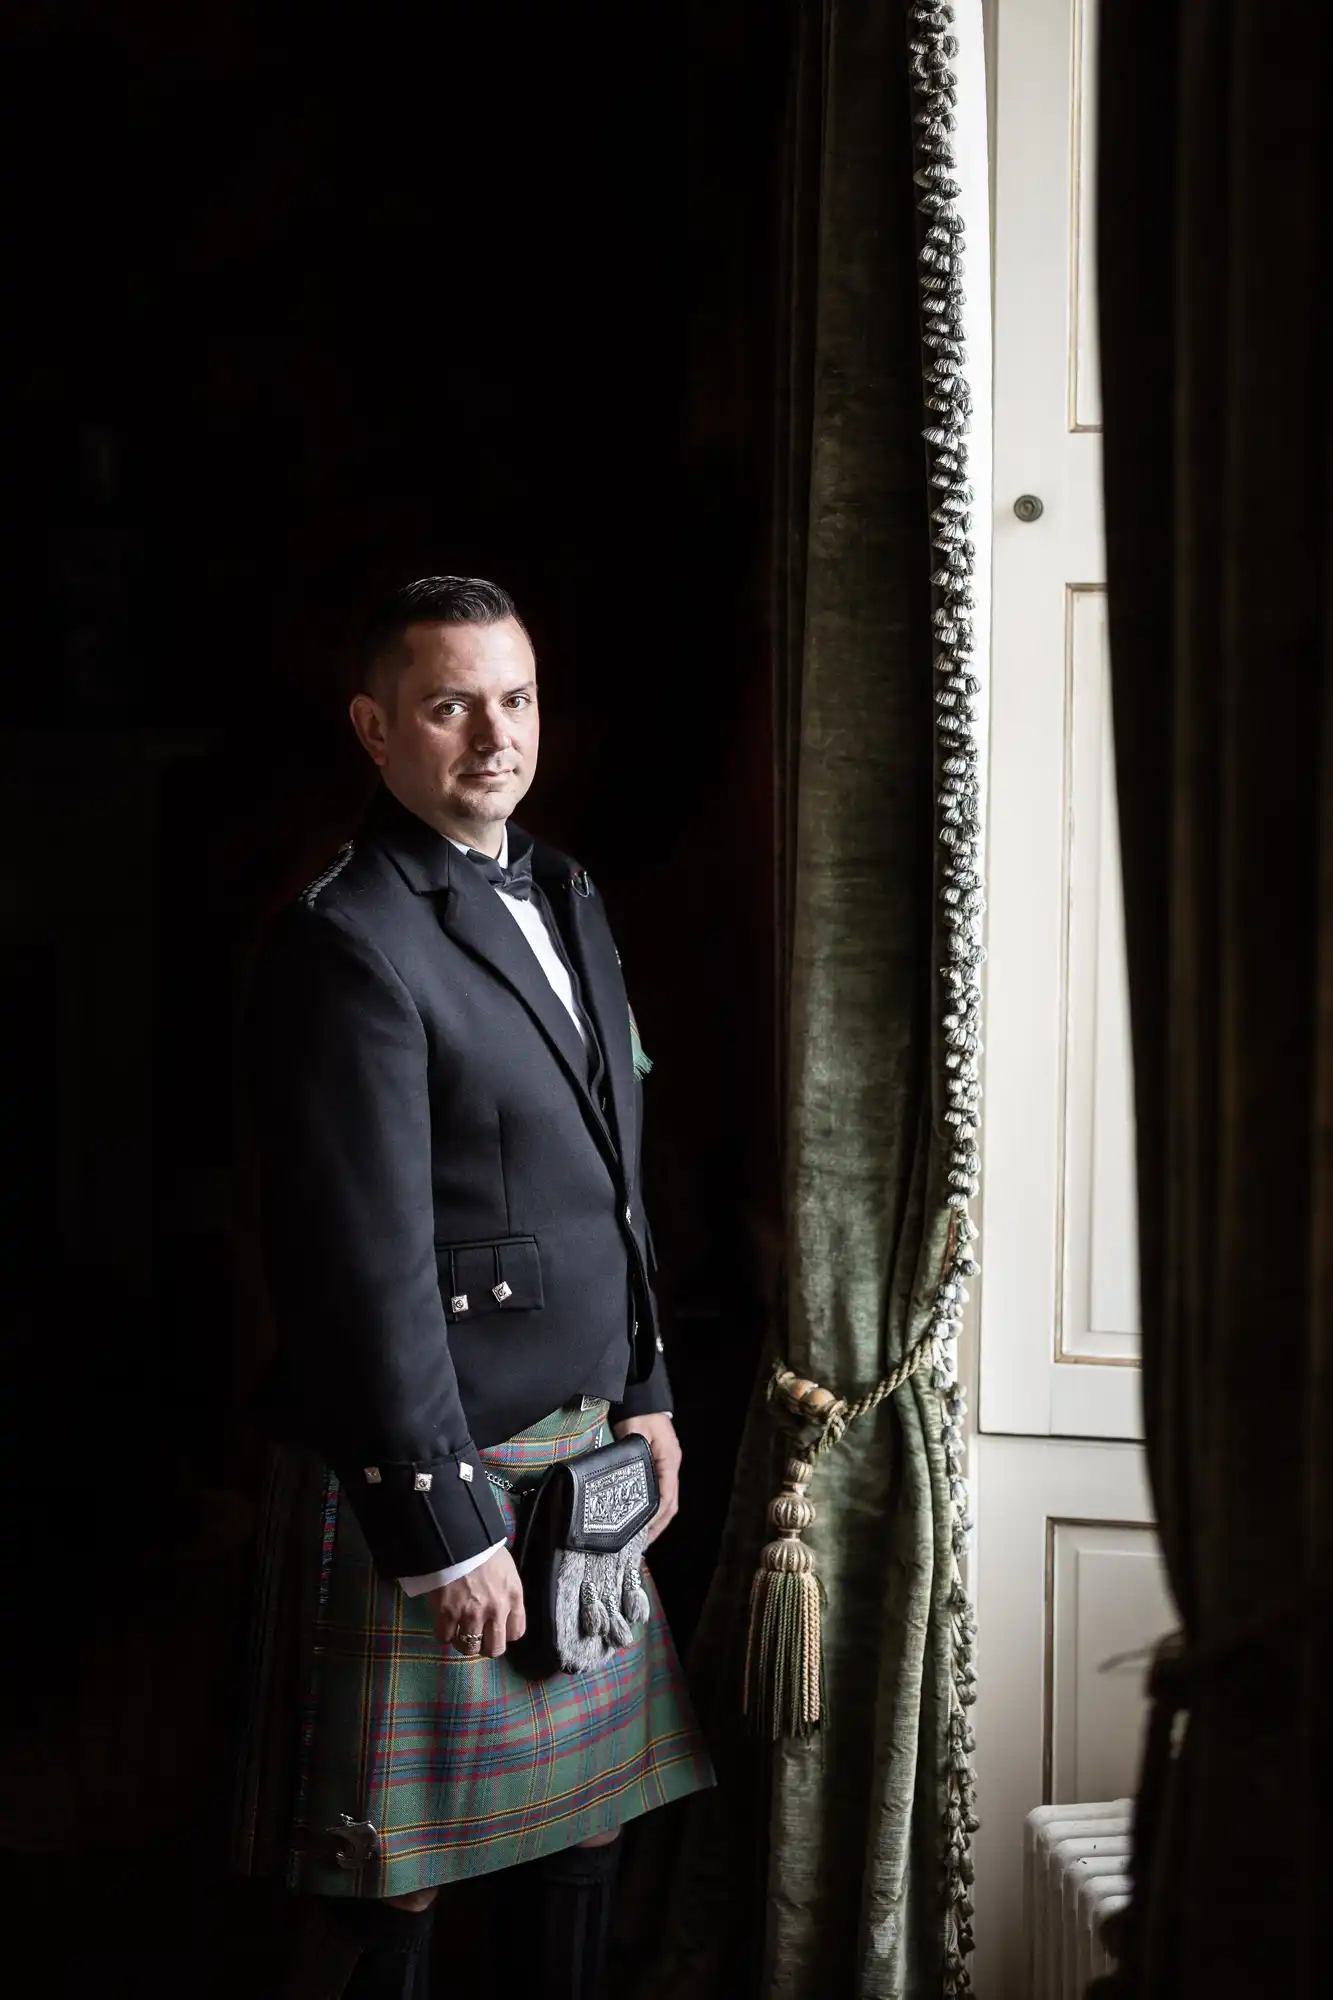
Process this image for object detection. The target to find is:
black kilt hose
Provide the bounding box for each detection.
[234,788,712,1897]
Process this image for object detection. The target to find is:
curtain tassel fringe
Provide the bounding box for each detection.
[743,1454,824,1739]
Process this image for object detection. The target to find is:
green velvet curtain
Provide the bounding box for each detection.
[1097,1,1333,1992]
[618,5,980,1994]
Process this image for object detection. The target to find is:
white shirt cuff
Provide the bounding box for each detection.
[398,1542,506,1596]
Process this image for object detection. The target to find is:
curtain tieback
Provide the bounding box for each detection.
[742,1335,940,1739]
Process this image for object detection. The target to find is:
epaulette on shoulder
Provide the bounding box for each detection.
[299,841,355,908]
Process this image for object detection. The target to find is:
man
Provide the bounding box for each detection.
[234,577,713,2000]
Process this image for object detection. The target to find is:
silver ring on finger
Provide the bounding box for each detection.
[455,1631,483,1657]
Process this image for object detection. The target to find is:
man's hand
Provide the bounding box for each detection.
[611,1411,681,1545]
[427,1545,526,1657]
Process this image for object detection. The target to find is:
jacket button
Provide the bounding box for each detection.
[624,1204,633,1226]
[451,1294,469,1314]
[492,1280,513,1303]
[413,1472,433,1492]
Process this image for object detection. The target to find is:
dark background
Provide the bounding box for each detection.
[0,0,787,1986]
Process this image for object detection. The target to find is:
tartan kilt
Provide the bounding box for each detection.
[232,1400,714,1899]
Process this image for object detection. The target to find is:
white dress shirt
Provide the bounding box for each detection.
[398,828,590,1598]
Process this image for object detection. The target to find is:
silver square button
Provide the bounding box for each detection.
[364,1466,382,1484]
[458,1461,474,1483]
[413,1472,433,1492]
[451,1294,469,1314]
[492,1280,513,1303]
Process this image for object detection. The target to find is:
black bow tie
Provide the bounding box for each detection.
[465,840,534,901]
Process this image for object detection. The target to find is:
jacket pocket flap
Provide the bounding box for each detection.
[437,1234,544,1319]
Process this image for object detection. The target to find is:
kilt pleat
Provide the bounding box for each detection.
[233,1401,714,1898]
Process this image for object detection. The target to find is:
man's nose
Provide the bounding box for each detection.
[471,705,512,752]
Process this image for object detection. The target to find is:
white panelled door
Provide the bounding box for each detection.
[970,2,1177,1991]
[982,0,1139,1444]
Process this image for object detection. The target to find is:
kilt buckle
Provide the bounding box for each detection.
[326,1814,381,1871]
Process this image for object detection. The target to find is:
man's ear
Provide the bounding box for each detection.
[349,692,389,766]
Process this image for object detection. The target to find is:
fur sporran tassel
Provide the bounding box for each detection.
[556,1529,652,1672]
[743,1454,824,1739]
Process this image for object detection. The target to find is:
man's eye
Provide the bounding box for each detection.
[434,702,465,719]
[507,694,532,709]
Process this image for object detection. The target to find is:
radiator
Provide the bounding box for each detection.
[1024,1800,1132,2000]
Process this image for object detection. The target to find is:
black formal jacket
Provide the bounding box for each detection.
[244,785,671,1578]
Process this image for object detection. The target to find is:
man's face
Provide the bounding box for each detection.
[350,617,539,849]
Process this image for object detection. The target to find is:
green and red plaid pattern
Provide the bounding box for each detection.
[234,1401,713,1899]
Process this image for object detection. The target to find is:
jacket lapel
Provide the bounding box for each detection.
[537,849,636,1170]
[438,864,595,1098]
[361,790,609,1155]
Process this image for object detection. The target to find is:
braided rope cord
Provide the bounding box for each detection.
[817,1329,939,1452]
[768,1318,942,1462]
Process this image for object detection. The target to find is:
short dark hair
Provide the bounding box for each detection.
[357,575,527,701]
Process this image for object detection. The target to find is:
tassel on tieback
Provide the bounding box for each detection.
[743,1449,824,1739]
[744,1358,933,1741]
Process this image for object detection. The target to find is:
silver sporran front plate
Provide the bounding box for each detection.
[580,1459,651,1537]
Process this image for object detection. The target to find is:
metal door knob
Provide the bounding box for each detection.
[1013,493,1044,523]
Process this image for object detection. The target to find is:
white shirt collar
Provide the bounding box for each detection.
[448,828,509,867]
